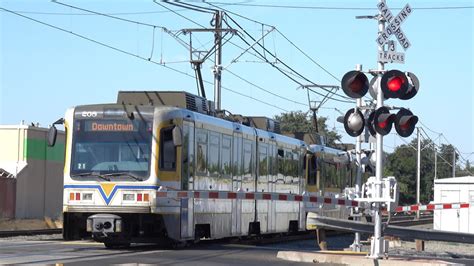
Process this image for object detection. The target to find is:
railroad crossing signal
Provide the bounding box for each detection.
[380,70,409,99]
[343,108,365,137]
[394,108,418,137]
[340,69,419,138]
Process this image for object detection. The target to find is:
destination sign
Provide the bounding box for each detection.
[84,121,139,132]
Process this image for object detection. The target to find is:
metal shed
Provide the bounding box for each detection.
[433,176,474,233]
[0,124,65,219]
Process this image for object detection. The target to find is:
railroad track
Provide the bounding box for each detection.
[0,215,431,241]
[0,228,62,238]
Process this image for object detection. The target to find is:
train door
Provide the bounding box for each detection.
[180,121,195,239]
[257,141,269,233]
[268,142,277,232]
[231,131,242,235]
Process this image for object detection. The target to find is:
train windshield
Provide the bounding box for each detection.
[70,119,153,180]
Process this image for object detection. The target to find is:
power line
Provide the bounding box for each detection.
[48,1,304,109]
[12,4,473,16]
[208,2,474,11]
[155,2,309,108]
[52,0,165,29]
[206,1,355,105]
[207,1,342,82]
[0,6,289,113]
[223,14,354,103]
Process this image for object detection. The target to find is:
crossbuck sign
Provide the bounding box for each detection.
[376,2,412,51]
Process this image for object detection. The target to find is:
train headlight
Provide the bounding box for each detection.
[86,219,93,232]
[82,193,93,201]
[115,219,122,232]
[123,193,135,201]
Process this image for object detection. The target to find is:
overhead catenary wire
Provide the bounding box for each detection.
[208,2,474,11]
[156,2,351,106]
[47,1,307,109]
[0,6,289,113]
[205,2,352,103]
[155,2,310,108]
[12,3,474,16]
[223,14,354,103]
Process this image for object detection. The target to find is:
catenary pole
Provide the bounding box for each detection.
[213,10,223,111]
[452,148,456,177]
[416,127,421,219]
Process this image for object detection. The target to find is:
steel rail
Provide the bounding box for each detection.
[0,229,62,238]
[309,216,474,244]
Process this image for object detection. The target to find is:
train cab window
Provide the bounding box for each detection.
[160,127,176,171]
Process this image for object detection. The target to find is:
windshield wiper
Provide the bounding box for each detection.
[102,172,143,181]
[71,172,110,181]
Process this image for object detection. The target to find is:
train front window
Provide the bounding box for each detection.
[71,119,153,179]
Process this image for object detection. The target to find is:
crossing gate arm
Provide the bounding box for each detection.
[308,215,474,245]
[394,203,470,212]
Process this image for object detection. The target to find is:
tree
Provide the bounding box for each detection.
[385,138,436,205]
[274,111,341,147]
[436,144,457,179]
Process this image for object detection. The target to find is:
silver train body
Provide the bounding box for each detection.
[59,101,354,247]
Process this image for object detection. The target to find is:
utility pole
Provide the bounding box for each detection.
[213,10,223,111]
[416,127,421,219]
[452,148,456,177]
[434,143,437,180]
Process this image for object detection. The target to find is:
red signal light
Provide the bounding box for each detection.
[387,76,405,92]
[378,119,388,129]
[380,70,409,99]
[373,107,395,136]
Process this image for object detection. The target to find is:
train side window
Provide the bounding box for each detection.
[221,135,232,176]
[196,130,208,174]
[308,156,317,185]
[209,133,220,176]
[243,141,253,176]
[160,127,176,171]
[277,148,285,177]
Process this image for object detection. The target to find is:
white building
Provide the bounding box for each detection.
[433,176,474,233]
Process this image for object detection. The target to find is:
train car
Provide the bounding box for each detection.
[49,91,320,248]
[304,144,355,220]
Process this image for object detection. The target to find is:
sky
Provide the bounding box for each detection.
[1,0,473,166]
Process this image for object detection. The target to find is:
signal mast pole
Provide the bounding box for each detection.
[372,0,385,258]
[352,64,364,252]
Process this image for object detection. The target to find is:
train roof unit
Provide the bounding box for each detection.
[117,90,281,134]
[117,91,212,115]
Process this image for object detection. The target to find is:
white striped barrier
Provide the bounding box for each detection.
[155,190,360,208]
[394,203,470,212]
[155,190,470,213]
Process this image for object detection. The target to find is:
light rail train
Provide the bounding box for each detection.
[48,91,355,248]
